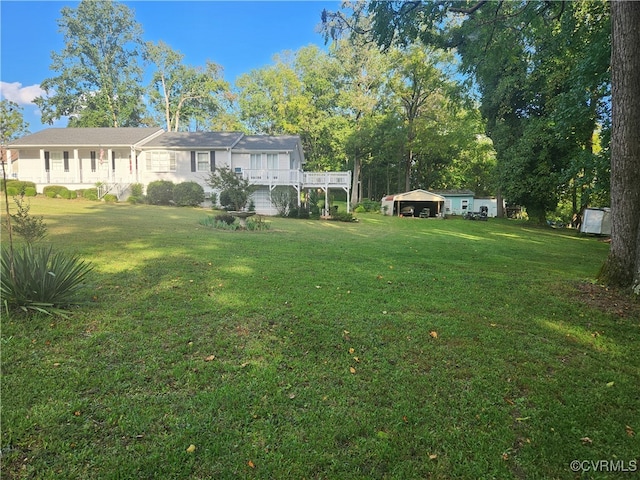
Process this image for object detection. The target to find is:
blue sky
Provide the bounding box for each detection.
[0,0,340,133]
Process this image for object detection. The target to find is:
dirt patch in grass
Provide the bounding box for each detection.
[575,282,640,319]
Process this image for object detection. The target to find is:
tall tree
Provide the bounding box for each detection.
[0,100,29,145]
[145,41,231,132]
[35,0,145,127]
[599,1,640,293]
[326,0,639,291]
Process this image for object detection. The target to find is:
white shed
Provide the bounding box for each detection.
[581,208,611,235]
[381,189,446,217]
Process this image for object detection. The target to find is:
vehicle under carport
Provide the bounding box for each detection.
[381,189,446,217]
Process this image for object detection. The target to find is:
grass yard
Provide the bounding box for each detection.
[2,198,639,479]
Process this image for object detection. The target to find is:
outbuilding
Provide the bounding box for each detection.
[381,189,445,217]
[581,207,611,235]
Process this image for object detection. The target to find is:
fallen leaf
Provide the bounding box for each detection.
[580,437,593,445]
[204,355,215,362]
[186,444,196,453]
[429,453,438,460]
[353,356,360,363]
[349,367,356,374]
[516,417,530,422]
[429,331,438,339]
[53,362,61,367]
[504,397,515,406]
[606,381,615,387]
[490,323,497,327]
[74,411,81,416]
[248,460,256,468]
[626,425,635,437]
[502,452,509,461]
[348,347,355,354]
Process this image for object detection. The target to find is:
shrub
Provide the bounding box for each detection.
[1,245,93,316]
[357,199,381,212]
[146,180,175,205]
[1,180,36,192]
[102,194,118,203]
[9,194,47,245]
[174,181,205,207]
[246,216,270,231]
[127,195,145,204]
[6,186,18,196]
[130,183,144,197]
[207,166,256,211]
[198,216,238,230]
[43,185,70,198]
[24,187,37,197]
[270,186,297,216]
[83,189,99,201]
[215,213,236,225]
[327,211,357,222]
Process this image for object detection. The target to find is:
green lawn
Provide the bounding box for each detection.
[2,198,639,479]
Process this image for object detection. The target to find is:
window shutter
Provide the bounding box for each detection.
[111,151,116,170]
[44,151,50,171]
[90,151,96,171]
[210,151,215,171]
[63,151,69,172]
[191,151,196,172]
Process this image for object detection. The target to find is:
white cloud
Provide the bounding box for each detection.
[0,81,46,105]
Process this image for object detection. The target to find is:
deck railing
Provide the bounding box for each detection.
[242,170,351,189]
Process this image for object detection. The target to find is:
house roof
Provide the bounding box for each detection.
[140,131,244,149]
[8,127,164,147]
[383,189,446,202]
[234,135,301,151]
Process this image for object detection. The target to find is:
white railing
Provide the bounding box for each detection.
[243,169,303,186]
[242,169,351,189]
[303,171,351,187]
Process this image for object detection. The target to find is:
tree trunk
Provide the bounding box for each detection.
[599,0,640,293]
[351,154,361,207]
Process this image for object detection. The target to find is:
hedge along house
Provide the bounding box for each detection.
[8,128,351,216]
[381,189,446,217]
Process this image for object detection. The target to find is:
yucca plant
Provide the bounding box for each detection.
[1,244,93,316]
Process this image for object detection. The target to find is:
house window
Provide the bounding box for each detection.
[50,151,64,172]
[462,199,469,210]
[266,153,278,170]
[197,152,210,172]
[90,151,97,172]
[146,151,176,172]
[250,153,262,170]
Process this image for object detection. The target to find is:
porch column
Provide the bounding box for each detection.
[40,149,47,184]
[74,149,80,183]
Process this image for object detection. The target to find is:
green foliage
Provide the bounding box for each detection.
[102,194,118,203]
[81,188,99,201]
[215,213,236,225]
[130,183,144,197]
[127,195,145,204]
[327,211,357,222]
[42,185,70,198]
[1,179,36,193]
[173,181,205,207]
[356,199,381,213]
[35,0,145,126]
[24,187,37,197]
[207,166,256,211]
[6,187,18,196]
[245,215,270,231]
[8,194,47,245]
[1,244,93,316]
[145,40,230,131]
[146,180,175,205]
[270,186,297,216]
[0,99,29,143]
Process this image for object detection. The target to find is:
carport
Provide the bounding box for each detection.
[381,189,446,217]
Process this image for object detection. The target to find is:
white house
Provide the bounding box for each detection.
[7,128,351,216]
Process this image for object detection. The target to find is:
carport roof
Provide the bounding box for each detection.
[383,189,446,202]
